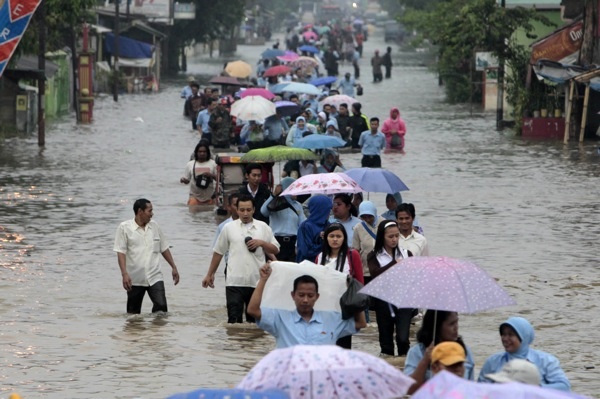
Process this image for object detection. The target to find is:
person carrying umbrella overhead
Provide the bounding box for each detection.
[404,310,476,394]
[247,264,367,348]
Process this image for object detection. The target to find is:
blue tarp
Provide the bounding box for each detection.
[104,33,153,59]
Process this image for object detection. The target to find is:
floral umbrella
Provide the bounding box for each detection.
[289,56,320,71]
[280,173,364,196]
[237,345,415,399]
[319,94,358,108]
[277,51,300,62]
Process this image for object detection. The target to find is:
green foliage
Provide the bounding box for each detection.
[170,0,246,47]
[398,0,554,103]
[18,0,96,55]
[503,42,531,134]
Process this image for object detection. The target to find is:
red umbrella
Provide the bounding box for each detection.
[241,88,275,100]
[263,65,291,77]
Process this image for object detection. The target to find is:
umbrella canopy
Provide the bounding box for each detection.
[168,388,290,399]
[237,345,415,399]
[412,371,589,399]
[298,44,319,54]
[280,173,363,196]
[277,51,300,62]
[230,96,276,121]
[319,94,358,108]
[241,88,275,100]
[360,256,516,314]
[209,76,244,86]
[293,134,347,149]
[289,56,320,71]
[240,146,319,162]
[264,65,292,77]
[275,100,301,117]
[268,83,292,94]
[280,82,321,95]
[310,76,337,86]
[225,60,252,78]
[315,26,331,34]
[261,49,286,59]
[302,31,319,41]
[344,167,409,193]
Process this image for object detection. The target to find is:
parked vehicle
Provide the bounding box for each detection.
[384,20,405,43]
[214,153,274,214]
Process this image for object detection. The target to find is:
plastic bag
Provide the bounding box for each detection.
[339,277,369,319]
[390,133,402,148]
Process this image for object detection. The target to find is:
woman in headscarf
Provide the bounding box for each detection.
[296,195,333,262]
[381,107,407,151]
[478,317,571,391]
[285,116,317,147]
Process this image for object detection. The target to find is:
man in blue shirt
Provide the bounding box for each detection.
[263,111,288,146]
[247,264,367,348]
[337,72,357,97]
[196,98,216,144]
[358,117,386,168]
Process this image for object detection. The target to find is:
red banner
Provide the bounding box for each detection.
[530,21,583,64]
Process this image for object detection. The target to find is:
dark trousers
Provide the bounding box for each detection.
[225,286,256,323]
[374,298,413,356]
[385,66,391,78]
[127,281,168,314]
[201,132,212,145]
[336,334,352,349]
[351,136,361,149]
[361,154,381,168]
[276,235,297,262]
[373,72,383,82]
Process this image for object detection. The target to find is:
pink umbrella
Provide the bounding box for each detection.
[359,256,516,314]
[280,173,363,196]
[277,51,299,62]
[412,371,589,399]
[263,65,292,77]
[237,345,415,399]
[241,88,275,100]
[302,31,319,41]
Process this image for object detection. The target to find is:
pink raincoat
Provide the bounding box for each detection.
[381,107,406,150]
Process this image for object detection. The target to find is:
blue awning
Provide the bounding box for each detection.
[104,33,153,59]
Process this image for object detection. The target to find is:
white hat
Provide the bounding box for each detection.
[485,359,541,386]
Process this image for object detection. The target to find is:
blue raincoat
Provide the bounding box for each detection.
[296,195,332,262]
[478,316,571,391]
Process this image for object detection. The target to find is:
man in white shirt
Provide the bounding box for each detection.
[202,195,280,323]
[395,203,429,256]
[113,199,180,314]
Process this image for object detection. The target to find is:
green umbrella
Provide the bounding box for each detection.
[240,146,318,162]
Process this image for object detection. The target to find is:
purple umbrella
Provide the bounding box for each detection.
[277,51,300,62]
[360,256,516,314]
[412,371,590,399]
[275,100,301,117]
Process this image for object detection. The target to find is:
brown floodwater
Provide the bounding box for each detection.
[1,27,599,398]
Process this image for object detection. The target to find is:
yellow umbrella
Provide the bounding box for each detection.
[225,60,252,78]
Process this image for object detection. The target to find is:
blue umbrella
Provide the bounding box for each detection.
[294,134,347,149]
[298,45,319,54]
[168,388,289,399]
[275,100,301,117]
[309,76,337,86]
[280,82,321,95]
[268,83,291,93]
[261,49,286,59]
[344,167,409,193]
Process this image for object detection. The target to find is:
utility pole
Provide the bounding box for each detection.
[496,0,505,131]
[113,0,120,102]
[38,0,46,146]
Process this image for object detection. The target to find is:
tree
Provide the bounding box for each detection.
[399,0,552,103]
[167,0,246,72]
[17,0,96,56]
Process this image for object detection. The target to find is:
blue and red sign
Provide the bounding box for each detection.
[0,0,43,78]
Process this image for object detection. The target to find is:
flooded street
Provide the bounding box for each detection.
[1,26,600,398]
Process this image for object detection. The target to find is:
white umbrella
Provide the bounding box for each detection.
[230,96,276,121]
